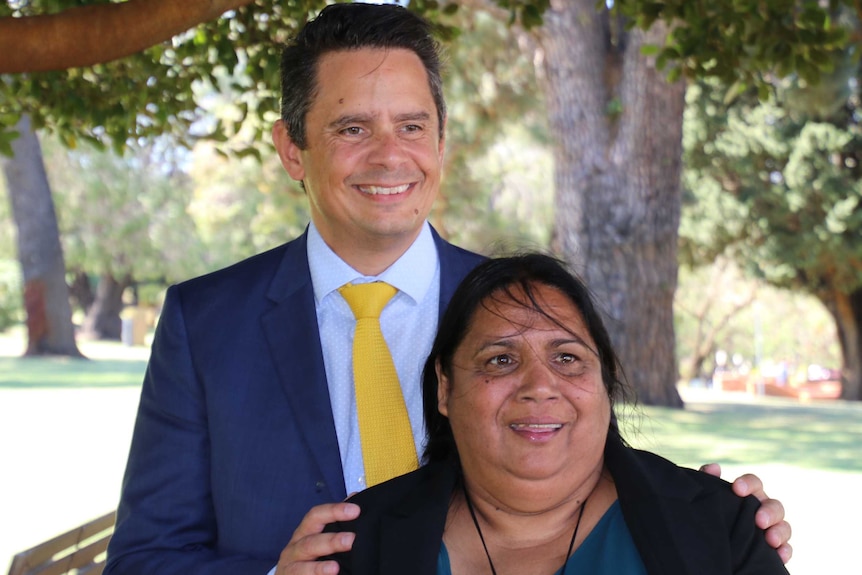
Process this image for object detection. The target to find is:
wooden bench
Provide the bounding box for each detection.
[7,511,116,575]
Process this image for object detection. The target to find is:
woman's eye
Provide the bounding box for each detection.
[558,352,576,363]
[488,354,512,367]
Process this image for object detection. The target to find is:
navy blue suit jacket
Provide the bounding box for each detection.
[105,228,484,575]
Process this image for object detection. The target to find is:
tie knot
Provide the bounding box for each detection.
[339,282,397,319]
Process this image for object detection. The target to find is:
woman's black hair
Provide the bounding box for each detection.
[422,253,628,464]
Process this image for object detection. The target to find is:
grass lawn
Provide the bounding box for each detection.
[623,390,861,575]
[0,330,858,574]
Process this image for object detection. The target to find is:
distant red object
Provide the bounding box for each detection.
[713,373,842,400]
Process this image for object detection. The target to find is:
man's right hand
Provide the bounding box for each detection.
[277,502,360,574]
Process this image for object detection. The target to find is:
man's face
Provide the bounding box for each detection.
[274,48,445,265]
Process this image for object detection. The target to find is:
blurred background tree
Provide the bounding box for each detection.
[1,0,857,405]
[681,10,862,399]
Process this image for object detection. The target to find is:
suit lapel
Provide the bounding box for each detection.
[432,228,485,319]
[261,232,346,501]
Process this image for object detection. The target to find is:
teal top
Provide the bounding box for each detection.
[436,500,648,575]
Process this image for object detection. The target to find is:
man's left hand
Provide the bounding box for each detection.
[700,463,792,564]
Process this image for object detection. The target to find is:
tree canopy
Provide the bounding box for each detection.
[0,0,854,157]
[681,30,862,399]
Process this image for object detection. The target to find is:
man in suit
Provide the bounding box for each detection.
[104,4,790,575]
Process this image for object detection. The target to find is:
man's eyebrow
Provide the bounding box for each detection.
[395,111,431,123]
[329,114,374,129]
[329,111,432,129]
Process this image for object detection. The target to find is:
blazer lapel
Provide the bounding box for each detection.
[261,232,346,501]
[606,435,724,575]
[377,462,457,575]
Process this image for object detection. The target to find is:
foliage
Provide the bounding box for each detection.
[41,136,209,289]
[614,0,852,91]
[0,0,471,155]
[0,258,23,331]
[435,7,552,251]
[3,0,853,155]
[681,63,862,300]
[186,140,309,269]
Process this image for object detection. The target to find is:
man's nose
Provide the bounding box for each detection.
[367,130,407,167]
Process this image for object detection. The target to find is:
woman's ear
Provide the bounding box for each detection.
[436,359,450,417]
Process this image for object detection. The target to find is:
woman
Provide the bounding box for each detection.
[327,253,789,575]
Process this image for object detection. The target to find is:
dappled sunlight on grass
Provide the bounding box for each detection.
[0,329,150,389]
[621,394,862,473]
[0,356,148,388]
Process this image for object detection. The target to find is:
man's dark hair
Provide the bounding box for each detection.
[421,253,630,464]
[280,2,446,149]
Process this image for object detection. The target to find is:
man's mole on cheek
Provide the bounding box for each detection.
[339,98,344,104]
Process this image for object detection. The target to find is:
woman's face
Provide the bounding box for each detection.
[437,283,611,497]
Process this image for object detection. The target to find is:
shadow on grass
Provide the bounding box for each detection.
[0,356,147,389]
[622,398,862,473]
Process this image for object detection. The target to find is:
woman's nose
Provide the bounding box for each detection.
[516,359,561,402]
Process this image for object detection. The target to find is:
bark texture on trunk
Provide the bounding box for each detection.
[1,115,82,357]
[538,0,684,406]
[823,289,862,401]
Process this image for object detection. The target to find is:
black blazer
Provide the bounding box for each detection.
[328,433,789,575]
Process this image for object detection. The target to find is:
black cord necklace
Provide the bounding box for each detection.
[463,488,589,575]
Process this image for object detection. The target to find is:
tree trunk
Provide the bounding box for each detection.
[822,289,862,401]
[0,115,82,357]
[80,273,130,341]
[69,269,95,314]
[537,0,684,406]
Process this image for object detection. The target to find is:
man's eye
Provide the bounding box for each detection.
[403,124,422,132]
[341,126,363,136]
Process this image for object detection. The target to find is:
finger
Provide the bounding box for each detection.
[731,473,764,499]
[279,531,356,572]
[278,558,341,575]
[776,543,793,565]
[763,519,792,548]
[698,462,722,477]
[756,497,785,528]
[291,502,361,542]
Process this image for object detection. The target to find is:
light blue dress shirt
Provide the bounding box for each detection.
[307,220,441,493]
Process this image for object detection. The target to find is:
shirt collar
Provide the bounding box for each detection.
[307,221,438,306]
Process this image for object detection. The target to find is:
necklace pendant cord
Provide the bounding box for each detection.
[463,489,589,575]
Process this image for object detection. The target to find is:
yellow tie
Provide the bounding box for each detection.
[339,282,419,487]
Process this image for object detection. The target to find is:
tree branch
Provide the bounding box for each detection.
[0,0,253,73]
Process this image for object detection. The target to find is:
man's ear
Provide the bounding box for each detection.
[272,119,305,181]
[438,116,447,164]
[436,359,450,417]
